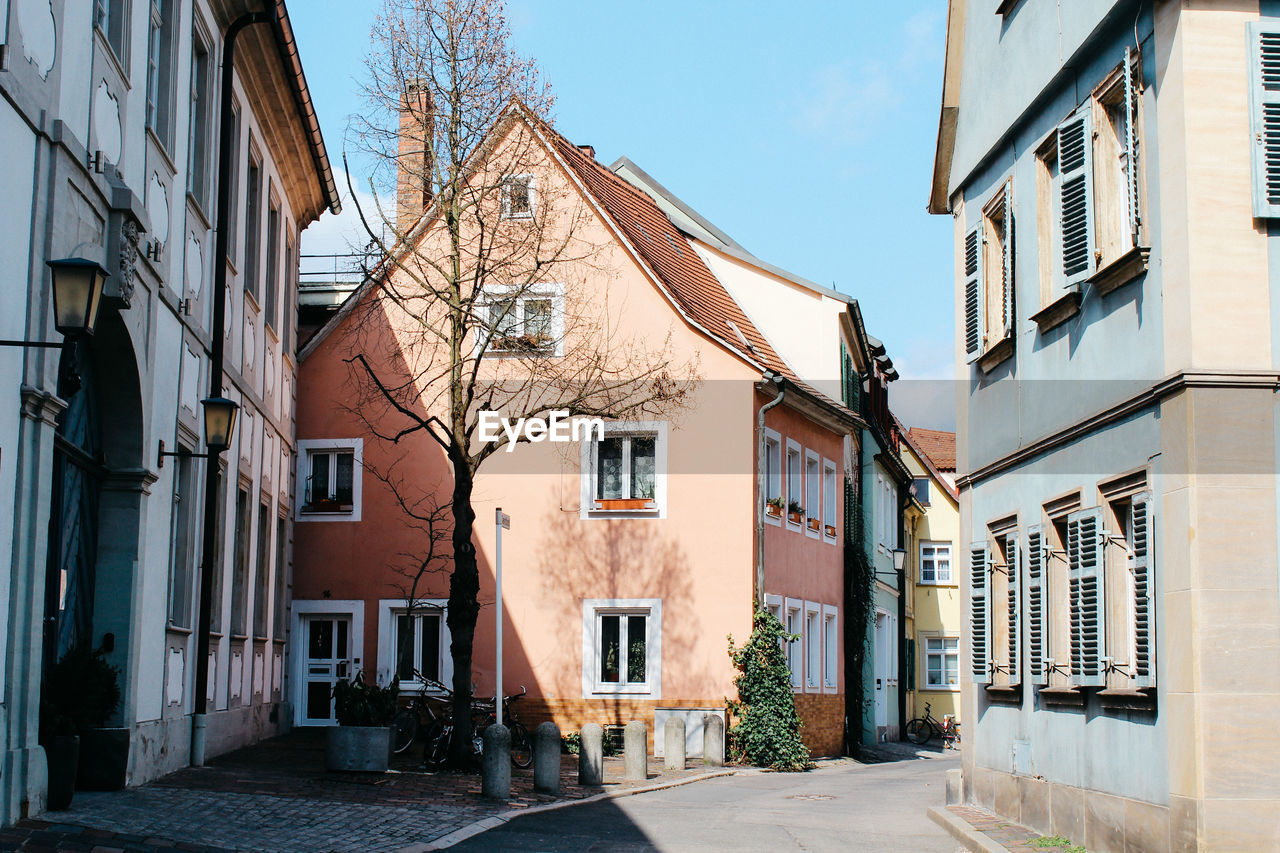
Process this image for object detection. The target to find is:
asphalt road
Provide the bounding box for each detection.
[450,752,964,852]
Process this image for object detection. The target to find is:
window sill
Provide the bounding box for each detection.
[976,337,1014,374]
[594,499,656,511]
[922,685,962,693]
[301,505,354,515]
[1030,286,1082,334]
[982,684,1022,704]
[1088,245,1150,297]
[166,624,194,636]
[917,580,958,587]
[1037,686,1087,708]
[590,684,653,696]
[1097,687,1157,712]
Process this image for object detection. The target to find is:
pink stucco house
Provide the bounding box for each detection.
[291,102,864,756]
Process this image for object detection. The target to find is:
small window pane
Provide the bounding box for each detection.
[630,437,656,500]
[420,613,441,682]
[334,452,354,504]
[309,453,330,503]
[396,614,414,680]
[492,298,518,337]
[524,298,552,342]
[627,615,647,683]
[600,615,621,682]
[308,619,332,659]
[597,438,624,500]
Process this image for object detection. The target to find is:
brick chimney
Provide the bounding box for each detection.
[396,81,434,236]
[577,144,595,160]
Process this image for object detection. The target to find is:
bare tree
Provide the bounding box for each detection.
[340,0,698,766]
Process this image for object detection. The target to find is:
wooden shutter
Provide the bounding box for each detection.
[1131,493,1154,688]
[1123,46,1142,245]
[1025,524,1048,686]
[1005,532,1020,687]
[1057,111,1095,287]
[970,541,991,684]
[1067,507,1106,687]
[1249,22,1280,218]
[964,224,984,363]
[1001,181,1014,339]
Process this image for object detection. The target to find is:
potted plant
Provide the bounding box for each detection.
[765,497,783,519]
[807,515,821,533]
[787,500,804,526]
[326,673,399,772]
[824,523,837,538]
[39,644,121,810]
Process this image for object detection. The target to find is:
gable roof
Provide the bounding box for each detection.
[906,426,956,472]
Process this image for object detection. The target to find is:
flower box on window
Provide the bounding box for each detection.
[303,497,352,514]
[807,517,821,533]
[765,497,783,519]
[824,524,837,538]
[490,332,552,353]
[595,498,656,511]
[787,501,804,525]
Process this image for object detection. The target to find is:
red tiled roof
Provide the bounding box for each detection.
[907,427,956,471]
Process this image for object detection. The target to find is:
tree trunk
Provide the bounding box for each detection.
[446,462,480,769]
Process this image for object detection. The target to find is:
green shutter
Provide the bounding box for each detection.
[1249,22,1280,218]
[1057,111,1095,287]
[905,637,916,691]
[1068,507,1106,688]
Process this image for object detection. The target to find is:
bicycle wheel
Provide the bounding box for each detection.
[905,717,933,745]
[392,709,419,754]
[509,721,533,769]
[422,719,450,769]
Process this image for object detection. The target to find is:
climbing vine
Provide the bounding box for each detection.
[726,608,812,771]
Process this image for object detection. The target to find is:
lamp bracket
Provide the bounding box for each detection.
[157,439,210,469]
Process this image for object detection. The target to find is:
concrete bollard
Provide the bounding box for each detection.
[945,768,964,805]
[578,723,604,786]
[663,717,686,771]
[534,721,561,794]
[623,720,648,781]
[481,724,510,800]
[702,714,725,767]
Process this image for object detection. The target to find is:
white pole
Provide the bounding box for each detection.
[495,507,504,727]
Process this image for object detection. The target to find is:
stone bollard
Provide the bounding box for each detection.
[702,713,725,767]
[623,720,648,781]
[578,723,604,786]
[663,717,686,771]
[481,724,510,800]
[534,721,561,794]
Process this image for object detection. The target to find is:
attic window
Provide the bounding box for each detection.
[665,233,684,256]
[502,175,534,219]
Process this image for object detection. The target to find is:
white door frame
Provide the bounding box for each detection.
[291,599,364,726]
[874,608,891,730]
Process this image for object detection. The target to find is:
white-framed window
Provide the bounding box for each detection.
[145,0,176,149]
[483,285,563,356]
[804,451,821,539]
[784,597,803,690]
[785,440,803,528]
[581,598,661,697]
[822,605,838,691]
[822,458,837,541]
[581,422,667,518]
[502,174,535,219]
[920,541,953,584]
[377,599,451,693]
[296,439,363,522]
[805,602,821,690]
[875,472,898,550]
[95,0,130,66]
[925,636,960,689]
[764,429,782,525]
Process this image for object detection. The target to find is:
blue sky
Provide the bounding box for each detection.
[292,1,955,429]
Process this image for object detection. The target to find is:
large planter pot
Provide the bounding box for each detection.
[77,727,129,791]
[326,725,394,772]
[45,735,79,811]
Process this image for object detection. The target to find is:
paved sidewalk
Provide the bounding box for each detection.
[3,731,737,852]
[929,804,1078,852]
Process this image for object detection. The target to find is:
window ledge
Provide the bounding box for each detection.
[591,684,653,696]
[1097,687,1157,712]
[1088,246,1150,297]
[983,684,1022,704]
[976,337,1014,374]
[594,499,656,511]
[1037,686,1087,708]
[1030,285,1082,334]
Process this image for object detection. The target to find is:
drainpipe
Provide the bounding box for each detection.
[191,10,271,768]
[897,483,908,740]
[755,373,786,608]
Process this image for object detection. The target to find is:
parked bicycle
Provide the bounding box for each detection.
[905,702,961,748]
[391,670,452,755]
[421,686,533,769]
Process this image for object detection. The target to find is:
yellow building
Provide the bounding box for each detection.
[899,427,960,726]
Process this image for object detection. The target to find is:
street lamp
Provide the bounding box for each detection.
[891,547,907,574]
[201,397,239,452]
[0,258,109,348]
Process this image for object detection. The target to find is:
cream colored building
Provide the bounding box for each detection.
[930,1,1280,850]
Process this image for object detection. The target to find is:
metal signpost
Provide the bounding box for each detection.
[495,508,511,726]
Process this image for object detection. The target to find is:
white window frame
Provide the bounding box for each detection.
[822,604,839,692]
[804,601,822,691]
[501,174,536,219]
[580,421,668,519]
[482,283,564,357]
[763,428,782,527]
[919,541,954,585]
[784,597,803,691]
[822,458,838,542]
[581,598,662,698]
[785,439,803,530]
[924,635,961,691]
[295,439,363,522]
[804,450,822,540]
[376,599,452,694]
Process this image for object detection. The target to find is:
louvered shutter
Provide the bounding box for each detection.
[970,541,991,684]
[1025,524,1048,686]
[1067,507,1106,687]
[1122,47,1142,246]
[1005,532,1021,687]
[1057,111,1095,287]
[1249,23,1280,218]
[1130,493,1154,688]
[964,224,984,363]
[1001,182,1014,339]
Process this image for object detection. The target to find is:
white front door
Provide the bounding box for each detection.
[874,610,890,730]
[301,615,352,725]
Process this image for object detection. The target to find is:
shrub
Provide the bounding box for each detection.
[726,608,811,771]
[562,731,581,754]
[40,644,121,742]
[333,674,399,726]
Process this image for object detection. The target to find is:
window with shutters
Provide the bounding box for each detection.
[985,525,1021,693]
[295,439,363,522]
[1249,22,1280,218]
[1024,524,1049,686]
[964,181,1014,371]
[1100,482,1156,693]
[969,541,992,685]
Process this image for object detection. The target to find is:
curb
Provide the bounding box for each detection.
[403,767,748,851]
[926,806,1010,853]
